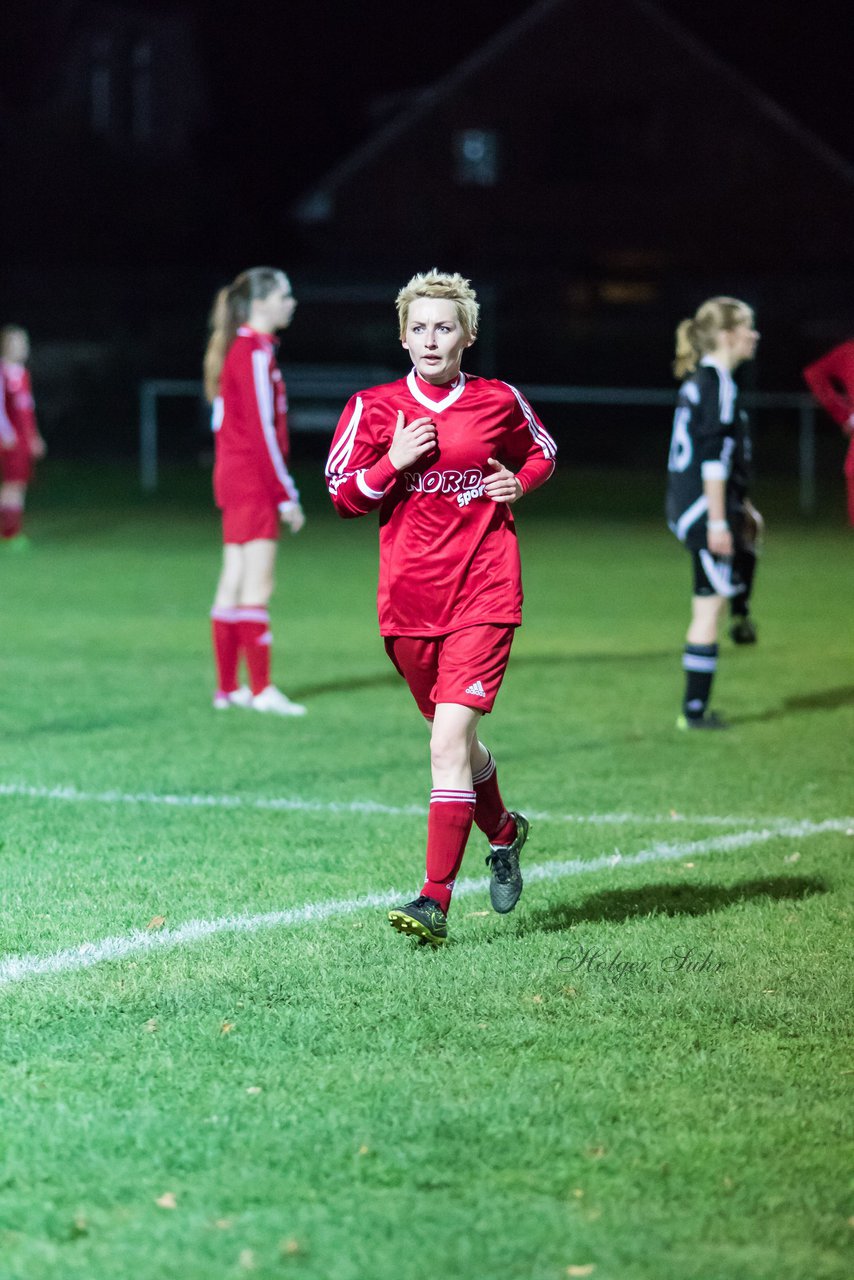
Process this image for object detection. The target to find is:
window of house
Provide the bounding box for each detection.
[453,130,499,186]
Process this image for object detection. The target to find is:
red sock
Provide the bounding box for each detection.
[421,789,476,913]
[211,608,241,693]
[0,505,23,539]
[472,752,516,844]
[237,606,272,695]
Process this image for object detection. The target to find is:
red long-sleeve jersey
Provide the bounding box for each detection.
[326,369,556,636]
[212,326,299,510]
[0,361,40,451]
[803,340,854,434]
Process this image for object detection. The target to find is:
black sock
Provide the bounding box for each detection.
[731,548,757,617]
[682,643,718,719]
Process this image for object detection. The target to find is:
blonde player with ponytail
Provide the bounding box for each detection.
[666,297,762,729]
[204,267,306,716]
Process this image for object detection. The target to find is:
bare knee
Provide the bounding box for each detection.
[0,482,25,506]
[238,541,277,606]
[214,547,244,609]
[238,570,274,606]
[430,725,470,776]
[687,594,726,645]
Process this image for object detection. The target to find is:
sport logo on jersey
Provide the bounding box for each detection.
[403,468,485,507]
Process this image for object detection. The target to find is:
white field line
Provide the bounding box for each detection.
[0,780,809,829]
[0,817,850,990]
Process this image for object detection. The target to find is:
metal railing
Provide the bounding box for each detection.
[139,375,819,512]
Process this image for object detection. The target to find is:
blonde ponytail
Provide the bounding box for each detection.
[203,267,287,402]
[672,296,753,380]
[673,318,699,378]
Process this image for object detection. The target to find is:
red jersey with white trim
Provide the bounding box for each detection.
[212,326,298,510]
[803,340,854,432]
[326,369,556,636]
[0,361,39,450]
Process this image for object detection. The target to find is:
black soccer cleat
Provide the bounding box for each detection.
[388,896,448,946]
[730,615,758,645]
[485,811,529,914]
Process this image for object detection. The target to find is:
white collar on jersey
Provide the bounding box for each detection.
[406,367,467,413]
[700,355,734,381]
[236,325,275,349]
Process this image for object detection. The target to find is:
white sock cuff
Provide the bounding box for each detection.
[234,606,270,624]
[430,789,476,806]
[471,751,496,786]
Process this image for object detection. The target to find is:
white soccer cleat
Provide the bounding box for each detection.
[213,685,253,710]
[228,685,254,708]
[250,685,307,716]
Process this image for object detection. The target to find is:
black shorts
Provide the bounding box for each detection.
[690,547,753,598]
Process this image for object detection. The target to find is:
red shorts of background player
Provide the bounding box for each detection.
[384,623,516,720]
[221,501,279,544]
[0,444,33,484]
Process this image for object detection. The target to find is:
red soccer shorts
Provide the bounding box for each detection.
[384,623,516,719]
[221,501,279,544]
[0,443,33,484]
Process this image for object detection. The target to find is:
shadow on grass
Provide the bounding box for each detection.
[524,874,828,933]
[292,670,402,699]
[292,650,673,699]
[730,685,854,725]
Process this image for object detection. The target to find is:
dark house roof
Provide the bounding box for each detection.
[292,0,854,273]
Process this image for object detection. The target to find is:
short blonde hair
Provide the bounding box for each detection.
[396,270,479,340]
[673,296,754,379]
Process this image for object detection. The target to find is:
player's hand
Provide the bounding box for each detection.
[387,411,437,470]
[31,437,47,460]
[707,527,733,557]
[483,457,522,504]
[279,500,305,534]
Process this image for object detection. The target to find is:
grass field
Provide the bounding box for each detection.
[1,463,852,1280]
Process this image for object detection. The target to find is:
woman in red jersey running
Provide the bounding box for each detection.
[204,267,306,716]
[0,326,47,549]
[326,270,556,945]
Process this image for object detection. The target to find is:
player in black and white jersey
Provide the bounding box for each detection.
[666,296,762,729]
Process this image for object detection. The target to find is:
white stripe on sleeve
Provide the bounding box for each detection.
[356,469,387,499]
[252,349,297,500]
[325,397,364,493]
[504,383,557,458]
[0,371,16,446]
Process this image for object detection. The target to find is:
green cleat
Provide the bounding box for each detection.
[388,896,448,946]
[676,712,728,731]
[485,811,529,914]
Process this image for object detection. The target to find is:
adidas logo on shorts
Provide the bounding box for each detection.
[465,680,486,698]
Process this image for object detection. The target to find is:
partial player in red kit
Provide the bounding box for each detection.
[326,270,556,945]
[0,326,47,549]
[203,267,307,715]
[802,340,854,526]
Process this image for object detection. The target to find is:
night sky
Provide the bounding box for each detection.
[0,0,851,443]
[199,0,854,209]
[3,0,852,224]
